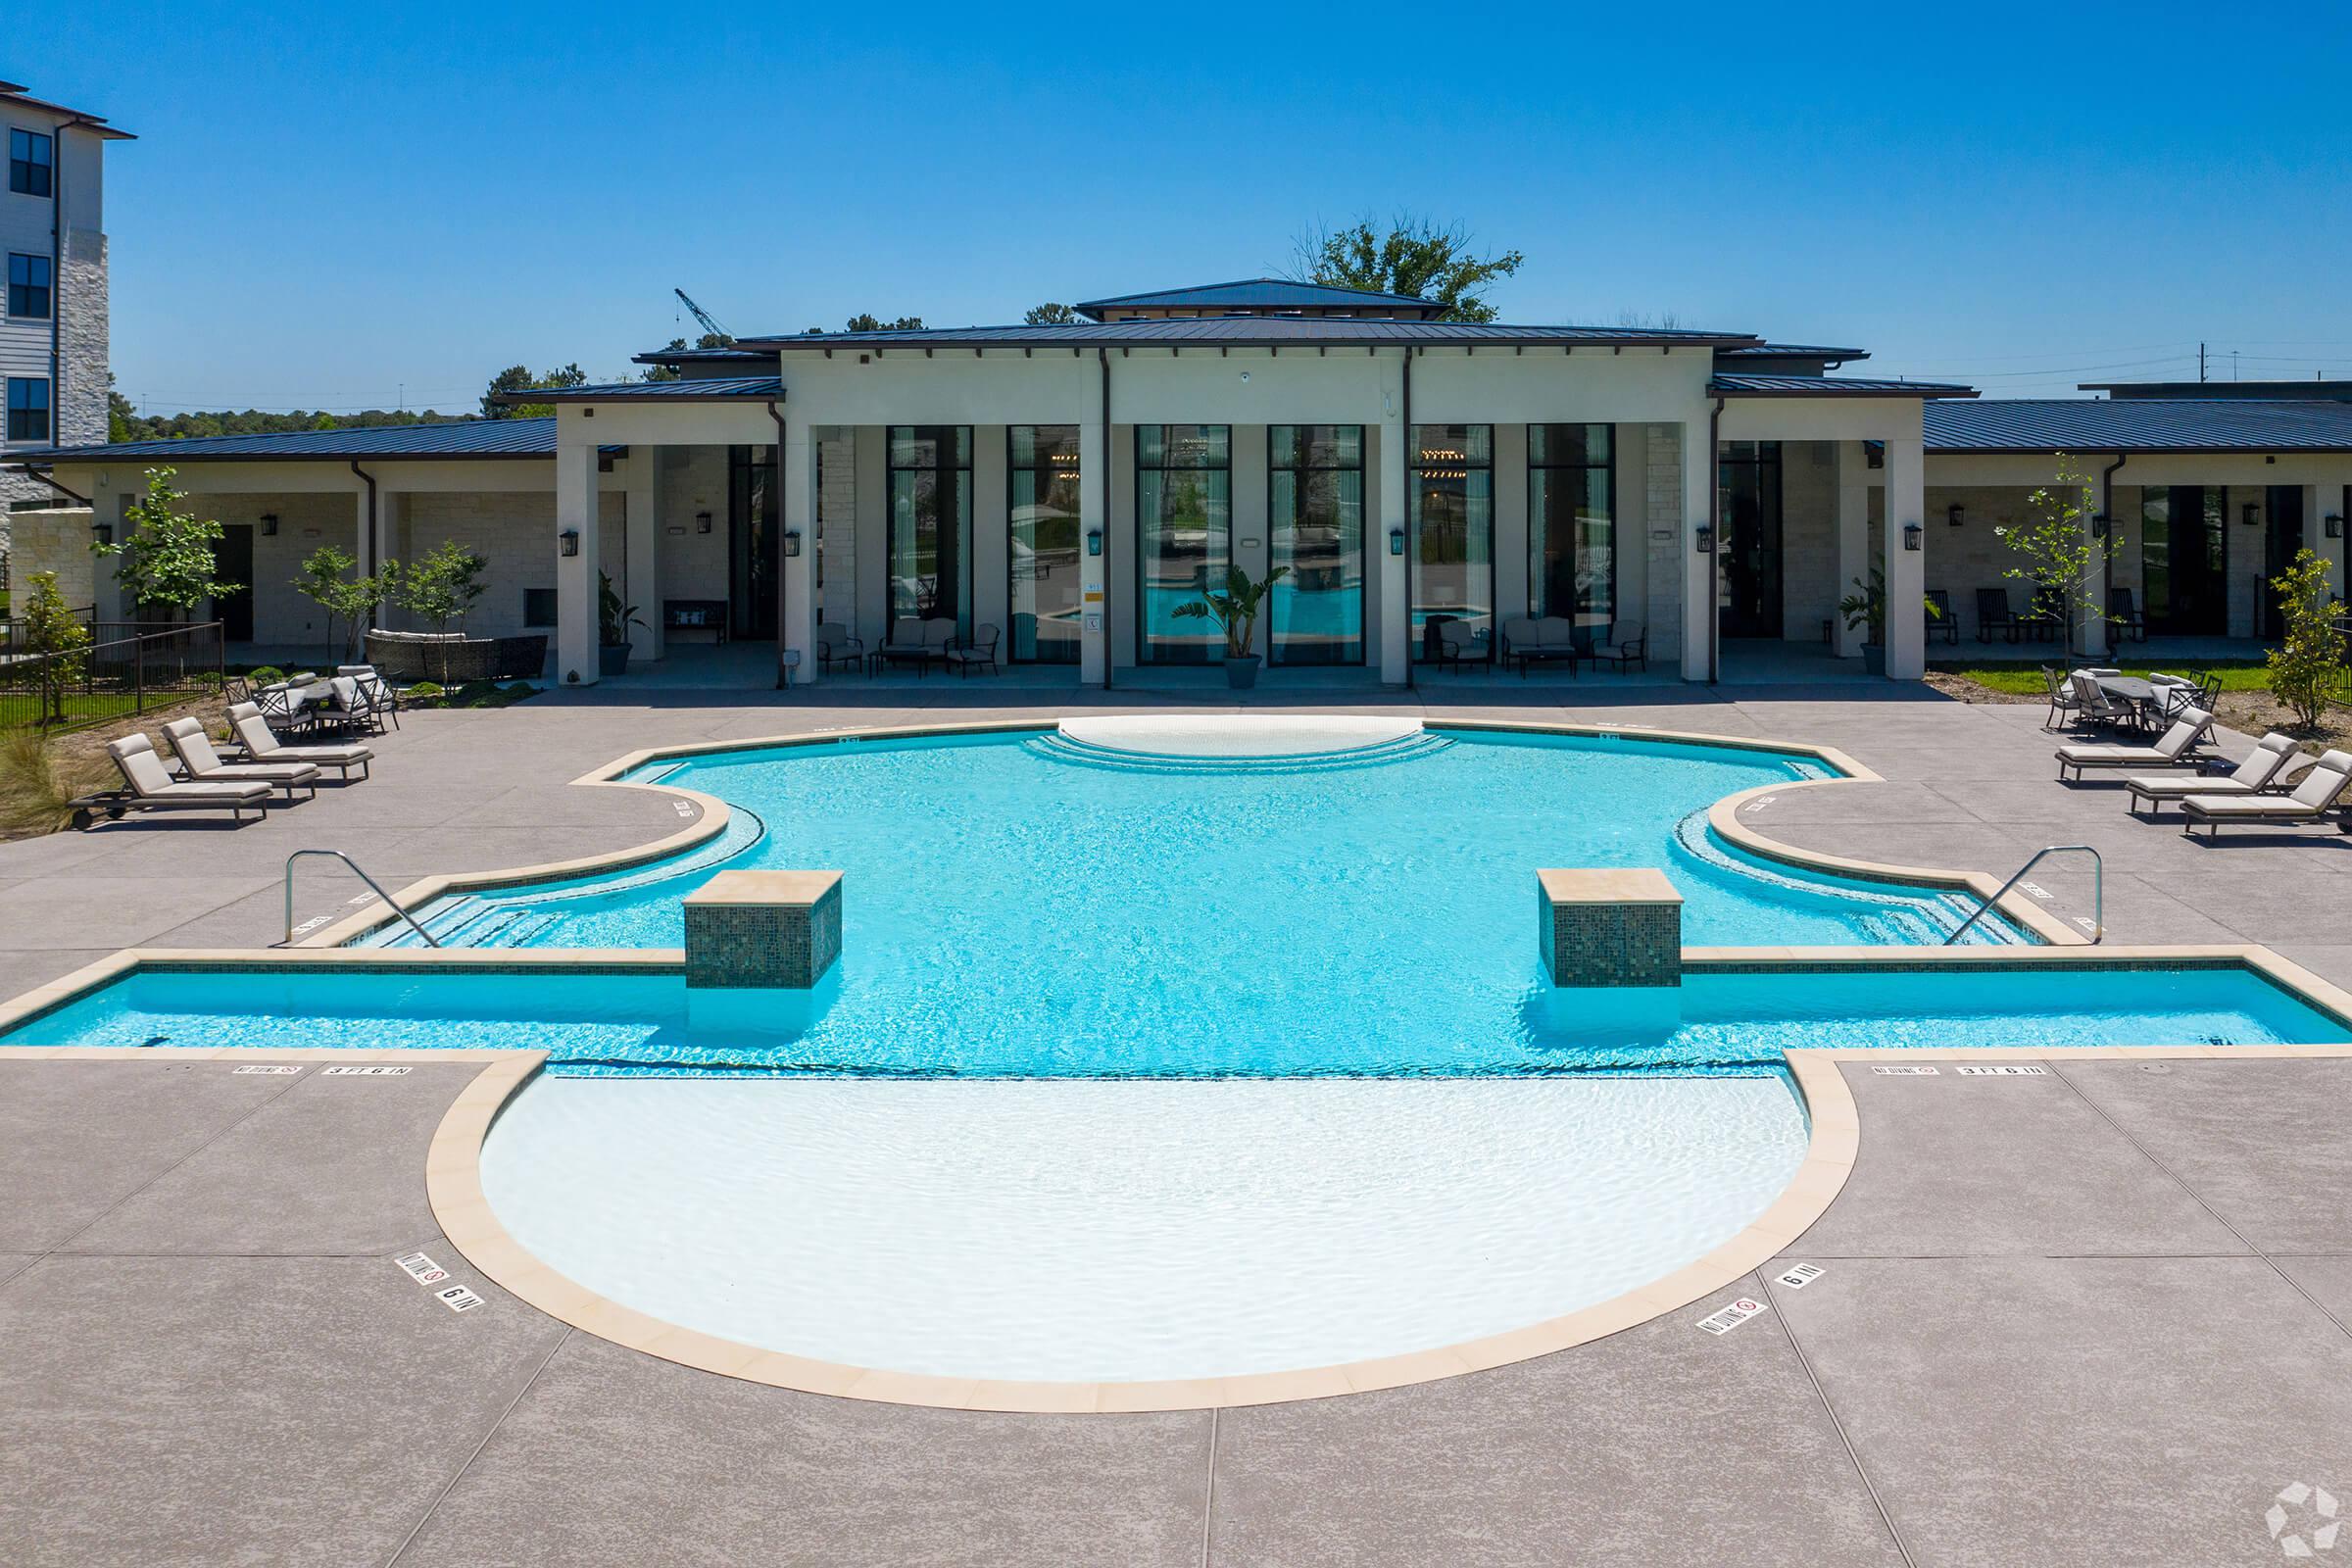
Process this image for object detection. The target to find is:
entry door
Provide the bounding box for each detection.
[2146,486,2226,636]
[729,445,778,640]
[215,525,255,641]
[1716,443,1783,638]
[2265,486,2306,638]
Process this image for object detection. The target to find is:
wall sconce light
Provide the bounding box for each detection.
[1086,527,1103,558]
[2327,513,2345,540]
[1864,441,1885,470]
[1694,525,1714,554]
[1389,526,1406,557]
[559,529,580,558]
[260,513,279,537]
[783,528,803,559]
[92,524,112,547]
[1902,522,1924,552]
[1946,503,1965,527]
[2240,502,2262,527]
[2091,513,2111,540]
[696,511,713,535]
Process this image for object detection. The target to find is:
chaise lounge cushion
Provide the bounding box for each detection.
[2125,733,2296,801]
[2181,751,2352,820]
[2056,708,2211,769]
[106,734,270,804]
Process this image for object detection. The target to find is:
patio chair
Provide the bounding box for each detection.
[1595,622,1647,673]
[1427,616,1489,673]
[2108,587,2147,643]
[337,665,401,731]
[814,623,865,675]
[1976,589,2021,644]
[946,624,1001,677]
[1925,590,1959,646]
[224,701,373,782]
[69,734,271,829]
[2054,706,2212,782]
[2067,670,2139,733]
[162,717,320,802]
[2180,750,2352,840]
[2040,666,2082,731]
[2124,732,2298,817]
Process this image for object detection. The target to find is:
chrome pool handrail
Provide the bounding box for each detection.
[281,848,439,948]
[1946,844,2102,946]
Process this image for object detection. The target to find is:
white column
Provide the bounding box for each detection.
[782,416,819,686]
[2310,482,2344,600]
[1883,433,1927,680]
[1833,441,1869,659]
[2081,491,2111,659]
[1378,355,1410,684]
[1080,359,1109,687]
[624,449,661,663]
[555,432,600,684]
[1680,417,1715,681]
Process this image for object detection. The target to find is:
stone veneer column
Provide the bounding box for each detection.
[1537,868,1683,988]
[683,870,844,989]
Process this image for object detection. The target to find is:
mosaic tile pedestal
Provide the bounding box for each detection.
[1537,868,1683,988]
[683,870,843,989]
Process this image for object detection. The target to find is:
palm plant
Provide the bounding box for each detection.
[1172,565,1290,659]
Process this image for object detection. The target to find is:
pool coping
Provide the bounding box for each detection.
[294,714,2075,951]
[4,946,2349,1411]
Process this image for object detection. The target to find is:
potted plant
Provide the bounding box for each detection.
[1838,568,1940,676]
[1173,564,1289,689]
[598,571,644,676]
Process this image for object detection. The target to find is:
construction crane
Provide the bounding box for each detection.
[672,288,733,345]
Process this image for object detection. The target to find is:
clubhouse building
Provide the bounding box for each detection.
[14,278,2352,686]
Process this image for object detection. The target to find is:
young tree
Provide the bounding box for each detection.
[399,540,487,635]
[292,545,397,663]
[92,466,240,620]
[19,571,90,724]
[1992,455,2120,659]
[1291,216,1524,321]
[2265,549,2343,731]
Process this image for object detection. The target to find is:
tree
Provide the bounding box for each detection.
[640,331,738,383]
[92,466,240,618]
[1291,216,1524,322]
[1025,303,1079,325]
[481,363,588,419]
[2266,549,2343,731]
[20,571,90,724]
[398,540,488,636]
[292,544,398,663]
[1993,455,2120,659]
[808,314,925,334]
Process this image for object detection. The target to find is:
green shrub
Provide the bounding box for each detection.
[2266,549,2343,730]
[247,665,287,686]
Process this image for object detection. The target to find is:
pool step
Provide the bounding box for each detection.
[1026,730,1453,775]
[1670,808,2021,947]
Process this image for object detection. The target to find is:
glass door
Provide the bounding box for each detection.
[1410,425,1494,662]
[887,426,973,640]
[1530,423,1618,640]
[1136,425,1230,663]
[1268,424,1364,664]
[1713,440,1781,638]
[2143,486,2227,635]
[2265,486,2305,639]
[1008,426,1082,662]
[728,445,778,640]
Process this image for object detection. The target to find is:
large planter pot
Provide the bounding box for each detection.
[599,642,630,677]
[1223,655,1261,690]
[1861,643,1886,676]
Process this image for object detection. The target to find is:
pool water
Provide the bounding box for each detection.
[12,962,2341,1074]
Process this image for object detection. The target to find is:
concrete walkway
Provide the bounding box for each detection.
[4,681,2351,1563]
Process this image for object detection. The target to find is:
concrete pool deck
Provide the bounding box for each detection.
[5,680,2352,1562]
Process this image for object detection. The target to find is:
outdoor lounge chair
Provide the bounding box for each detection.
[2124,732,2299,816]
[2180,750,2352,840]
[224,702,372,781]
[1925,590,1959,646]
[2054,707,2212,782]
[1976,589,2022,644]
[162,717,320,802]
[2067,669,2142,733]
[2108,587,2147,643]
[1428,617,1489,672]
[946,624,1001,677]
[814,623,865,674]
[71,734,271,829]
[1596,622,1647,672]
[2040,666,2082,731]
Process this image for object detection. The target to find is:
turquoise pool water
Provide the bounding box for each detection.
[10,963,2342,1076]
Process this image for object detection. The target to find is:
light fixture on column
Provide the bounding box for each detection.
[2240,502,2261,527]
[1086,527,1103,557]
[783,528,803,559]
[696,511,713,534]
[2327,513,2344,540]
[260,513,279,536]
[1694,524,1713,554]
[1902,522,1923,552]
[1389,526,1406,557]
[1946,503,1965,527]
[559,529,580,557]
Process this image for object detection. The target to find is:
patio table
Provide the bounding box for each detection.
[2095,674,2167,729]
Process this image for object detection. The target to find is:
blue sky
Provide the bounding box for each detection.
[24,2,2352,414]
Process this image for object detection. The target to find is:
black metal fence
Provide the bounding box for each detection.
[0,620,226,734]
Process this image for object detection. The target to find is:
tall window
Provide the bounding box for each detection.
[1715,440,1783,638]
[5,377,48,443]
[7,254,50,318]
[1528,423,1615,633]
[8,130,51,198]
[1410,424,1494,662]
[888,426,972,638]
[1008,426,1082,663]
[1136,424,1231,663]
[727,445,778,639]
[2142,485,2227,636]
[1268,424,1365,665]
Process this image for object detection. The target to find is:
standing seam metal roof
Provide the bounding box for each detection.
[744,318,1756,350]
[1073,277,1443,318]
[1923,399,2352,453]
[1710,373,1976,398]
[13,418,572,464]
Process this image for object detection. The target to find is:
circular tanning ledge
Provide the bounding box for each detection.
[1055,713,1422,759]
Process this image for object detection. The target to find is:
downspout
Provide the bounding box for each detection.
[2100,453,2127,657]
[767,399,792,689]
[1707,395,1724,683]
[348,461,377,577]
[1400,346,1413,689]
[1099,347,1113,692]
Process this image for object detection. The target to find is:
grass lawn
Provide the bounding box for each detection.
[1930,659,2275,696]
